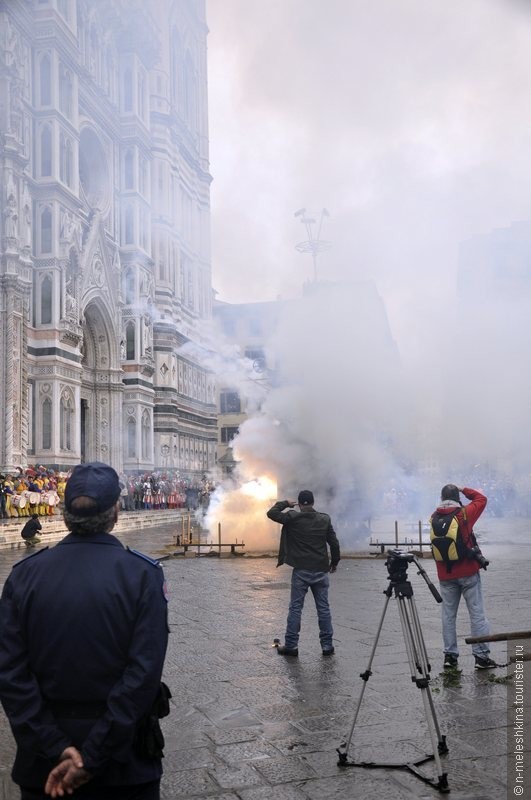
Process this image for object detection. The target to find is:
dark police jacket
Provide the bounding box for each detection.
[267,500,341,572]
[0,532,169,788]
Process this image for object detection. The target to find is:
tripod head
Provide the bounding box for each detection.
[385,549,442,603]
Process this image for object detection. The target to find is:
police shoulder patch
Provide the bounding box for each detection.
[13,547,49,567]
[126,547,160,567]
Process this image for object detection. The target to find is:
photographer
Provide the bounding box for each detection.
[267,490,340,657]
[431,484,496,671]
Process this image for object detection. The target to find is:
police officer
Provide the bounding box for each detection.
[0,461,169,800]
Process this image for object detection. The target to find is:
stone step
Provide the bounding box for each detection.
[0,509,203,551]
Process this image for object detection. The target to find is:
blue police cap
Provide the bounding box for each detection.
[65,462,121,516]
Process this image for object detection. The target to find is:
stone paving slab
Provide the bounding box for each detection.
[0,522,529,799]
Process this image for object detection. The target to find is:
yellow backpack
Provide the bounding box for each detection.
[430,508,468,572]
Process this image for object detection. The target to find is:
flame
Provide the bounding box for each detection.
[205,475,280,553]
[240,476,278,501]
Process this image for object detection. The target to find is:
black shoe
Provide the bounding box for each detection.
[474,655,497,670]
[322,648,335,656]
[277,645,298,657]
[443,654,459,669]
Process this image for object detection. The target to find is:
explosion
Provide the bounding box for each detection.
[205,475,280,554]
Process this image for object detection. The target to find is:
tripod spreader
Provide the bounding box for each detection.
[337,551,450,793]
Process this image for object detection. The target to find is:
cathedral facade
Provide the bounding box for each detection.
[0,0,217,475]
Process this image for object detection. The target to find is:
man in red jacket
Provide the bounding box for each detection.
[432,484,496,671]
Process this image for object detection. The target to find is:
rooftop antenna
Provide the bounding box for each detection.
[294,207,331,282]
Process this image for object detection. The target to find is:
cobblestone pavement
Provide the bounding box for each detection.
[0,521,529,799]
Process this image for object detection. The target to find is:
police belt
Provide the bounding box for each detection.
[48,701,107,719]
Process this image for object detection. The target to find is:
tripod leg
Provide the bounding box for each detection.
[424,683,448,752]
[408,594,432,675]
[338,592,392,763]
[418,685,448,787]
[396,592,449,789]
[407,595,447,748]
[396,595,420,678]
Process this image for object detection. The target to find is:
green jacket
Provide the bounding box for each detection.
[267,500,341,572]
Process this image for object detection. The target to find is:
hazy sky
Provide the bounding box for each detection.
[207,0,531,349]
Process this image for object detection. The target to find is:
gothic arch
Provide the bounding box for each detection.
[81,297,118,372]
[80,296,123,465]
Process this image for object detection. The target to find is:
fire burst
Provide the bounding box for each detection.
[205,476,279,553]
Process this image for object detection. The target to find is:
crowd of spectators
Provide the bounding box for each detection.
[117,472,217,513]
[0,466,218,519]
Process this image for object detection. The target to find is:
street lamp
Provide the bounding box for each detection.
[294,207,331,282]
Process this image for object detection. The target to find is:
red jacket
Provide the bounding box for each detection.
[433,487,487,581]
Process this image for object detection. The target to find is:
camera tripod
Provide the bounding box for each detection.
[336,550,450,793]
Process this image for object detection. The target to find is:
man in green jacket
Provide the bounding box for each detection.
[267,490,340,657]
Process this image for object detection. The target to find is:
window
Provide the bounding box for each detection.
[127,417,136,457]
[221,426,239,444]
[123,68,133,112]
[59,64,73,117]
[60,394,73,450]
[141,410,150,459]
[89,24,98,78]
[198,270,204,315]
[125,269,135,304]
[40,55,51,106]
[57,0,69,20]
[179,255,186,300]
[138,72,145,120]
[182,192,192,242]
[41,126,52,177]
[244,348,265,372]
[41,208,52,254]
[249,318,263,336]
[124,206,134,244]
[170,28,181,107]
[244,348,264,362]
[42,398,52,449]
[105,50,115,100]
[126,322,135,360]
[187,264,194,309]
[183,52,196,129]
[220,391,240,414]
[124,150,134,189]
[60,134,72,187]
[41,275,52,324]
[139,156,148,197]
[140,207,148,251]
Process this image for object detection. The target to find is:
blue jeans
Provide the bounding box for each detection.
[439,572,490,658]
[285,569,333,650]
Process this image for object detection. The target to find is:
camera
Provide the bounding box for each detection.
[467,545,489,570]
[385,549,414,580]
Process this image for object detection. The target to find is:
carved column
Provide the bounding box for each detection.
[0,275,30,471]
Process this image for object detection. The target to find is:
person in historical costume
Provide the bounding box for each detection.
[4,477,18,518]
[15,476,29,517]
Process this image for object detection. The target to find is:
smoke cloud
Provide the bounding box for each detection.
[205,0,531,548]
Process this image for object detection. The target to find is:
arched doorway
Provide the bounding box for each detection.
[80,299,123,468]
